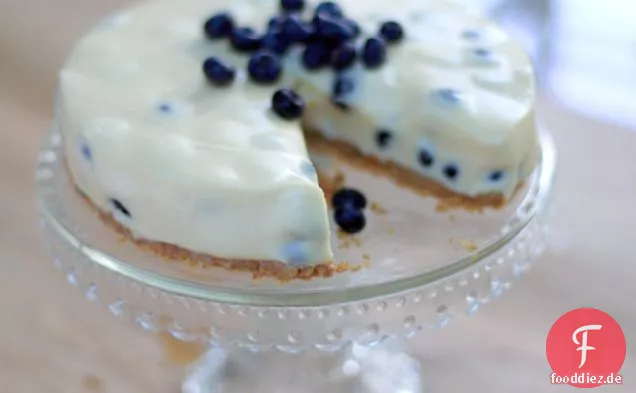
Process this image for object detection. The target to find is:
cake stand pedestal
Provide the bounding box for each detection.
[183,341,423,393]
[36,127,556,393]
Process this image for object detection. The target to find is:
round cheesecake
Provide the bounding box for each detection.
[57,0,539,278]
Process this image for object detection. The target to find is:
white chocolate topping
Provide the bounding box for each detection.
[58,0,539,265]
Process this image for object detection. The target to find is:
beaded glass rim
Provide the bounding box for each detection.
[36,126,556,307]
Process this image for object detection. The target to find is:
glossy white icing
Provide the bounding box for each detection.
[57,0,538,265]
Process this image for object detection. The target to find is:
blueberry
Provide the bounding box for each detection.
[268,15,285,31]
[281,0,305,12]
[474,48,491,58]
[300,160,318,181]
[302,41,331,69]
[436,88,461,103]
[443,165,459,180]
[489,170,504,182]
[80,142,92,161]
[419,148,434,167]
[202,57,236,86]
[332,188,367,209]
[462,29,480,40]
[157,103,172,113]
[361,37,386,69]
[248,50,282,84]
[330,42,356,71]
[280,241,309,265]
[263,29,291,54]
[300,25,319,44]
[375,129,392,149]
[379,21,404,43]
[272,88,305,120]
[230,27,262,52]
[331,97,350,111]
[315,14,355,43]
[333,74,354,96]
[331,74,354,110]
[314,1,343,18]
[344,19,361,37]
[282,14,314,43]
[334,207,366,234]
[111,198,131,218]
[204,12,234,39]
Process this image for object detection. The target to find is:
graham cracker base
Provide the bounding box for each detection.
[305,131,519,213]
[71,179,349,282]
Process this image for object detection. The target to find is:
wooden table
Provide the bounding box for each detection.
[1,1,634,392]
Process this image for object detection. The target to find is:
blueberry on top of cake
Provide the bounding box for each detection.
[57,0,539,274]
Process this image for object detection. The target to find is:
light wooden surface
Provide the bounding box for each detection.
[1,1,634,392]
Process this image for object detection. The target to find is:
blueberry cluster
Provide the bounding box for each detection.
[332,188,367,234]
[201,1,404,119]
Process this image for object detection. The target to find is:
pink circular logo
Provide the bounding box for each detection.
[546,308,626,388]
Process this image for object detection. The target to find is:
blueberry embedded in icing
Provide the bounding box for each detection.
[471,47,499,65]
[418,148,434,168]
[299,160,318,182]
[204,13,234,39]
[247,50,283,84]
[461,29,480,40]
[334,206,366,234]
[272,88,305,120]
[280,0,305,12]
[331,97,349,111]
[333,74,354,96]
[330,42,357,71]
[202,57,236,86]
[280,240,311,265]
[474,48,490,57]
[230,27,262,52]
[432,88,462,106]
[375,129,392,149]
[155,101,193,118]
[379,21,404,43]
[157,102,172,113]
[314,1,344,19]
[331,73,354,110]
[443,164,459,180]
[302,41,331,70]
[110,198,131,218]
[361,37,387,69]
[332,188,367,209]
[80,141,92,161]
[489,170,504,182]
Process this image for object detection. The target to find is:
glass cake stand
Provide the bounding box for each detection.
[36,124,556,393]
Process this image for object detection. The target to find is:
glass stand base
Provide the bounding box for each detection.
[183,342,423,393]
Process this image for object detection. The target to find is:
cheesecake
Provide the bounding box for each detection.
[56,0,539,279]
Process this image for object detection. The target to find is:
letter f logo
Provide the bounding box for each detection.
[572,324,603,369]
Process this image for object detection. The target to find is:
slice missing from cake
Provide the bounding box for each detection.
[56,0,539,280]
